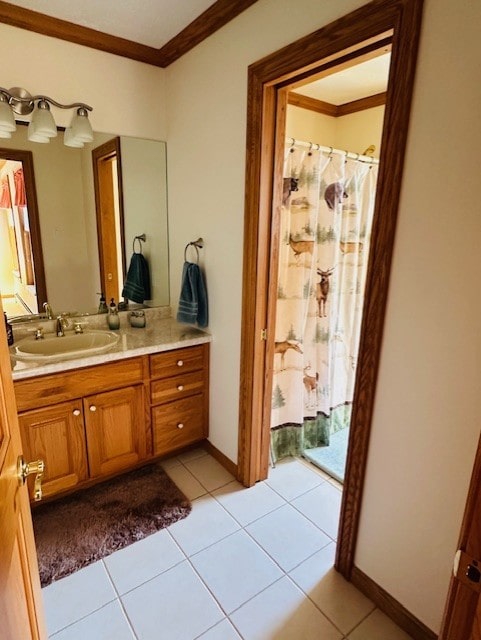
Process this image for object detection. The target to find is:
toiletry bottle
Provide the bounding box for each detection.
[4,312,13,346]
[98,293,108,314]
[108,298,120,330]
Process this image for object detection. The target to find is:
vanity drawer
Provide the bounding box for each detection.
[150,344,207,380]
[14,357,145,412]
[152,395,206,455]
[151,370,204,405]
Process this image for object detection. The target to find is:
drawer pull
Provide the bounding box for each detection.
[177,385,184,391]
[89,405,97,412]
[177,360,184,367]
[73,409,81,416]
[177,423,184,429]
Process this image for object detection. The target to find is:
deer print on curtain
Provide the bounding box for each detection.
[270,141,378,462]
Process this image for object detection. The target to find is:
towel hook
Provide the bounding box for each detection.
[184,237,204,263]
[133,233,146,254]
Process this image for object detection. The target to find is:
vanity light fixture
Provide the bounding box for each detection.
[0,86,94,147]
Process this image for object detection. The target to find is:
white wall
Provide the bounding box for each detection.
[286,106,337,146]
[335,105,384,155]
[166,0,481,632]
[286,104,384,154]
[120,137,169,307]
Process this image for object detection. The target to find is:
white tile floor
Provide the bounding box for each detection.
[42,450,414,639]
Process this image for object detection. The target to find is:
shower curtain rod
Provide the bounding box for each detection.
[286,137,379,165]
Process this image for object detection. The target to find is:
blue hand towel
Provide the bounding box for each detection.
[122,253,151,304]
[177,261,208,328]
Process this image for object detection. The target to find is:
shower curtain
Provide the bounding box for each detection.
[270,141,378,461]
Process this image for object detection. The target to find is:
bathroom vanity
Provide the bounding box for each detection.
[11,316,210,502]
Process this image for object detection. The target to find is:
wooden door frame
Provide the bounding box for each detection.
[237,0,424,579]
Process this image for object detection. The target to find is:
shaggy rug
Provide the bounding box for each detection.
[32,463,191,587]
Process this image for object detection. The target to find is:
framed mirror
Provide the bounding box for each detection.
[0,125,169,319]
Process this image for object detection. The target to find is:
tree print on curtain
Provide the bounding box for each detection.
[271,142,378,461]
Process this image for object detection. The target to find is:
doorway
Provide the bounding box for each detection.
[272,52,389,484]
[237,0,424,585]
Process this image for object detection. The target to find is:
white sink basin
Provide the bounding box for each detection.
[11,330,120,362]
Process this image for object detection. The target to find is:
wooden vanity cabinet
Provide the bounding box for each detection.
[14,343,210,502]
[150,343,209,456]
[15,356,148,500]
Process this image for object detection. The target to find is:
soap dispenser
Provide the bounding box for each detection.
[107,298,120,330]
[98,293,108,314]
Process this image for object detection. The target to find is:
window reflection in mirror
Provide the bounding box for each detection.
[0,149,47,317]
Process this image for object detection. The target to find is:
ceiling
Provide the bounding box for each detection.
[293,53,391,105]
[0,0,260,67]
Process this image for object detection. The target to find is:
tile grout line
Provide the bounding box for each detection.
[182,479,346,638]
[101,559,139,640]
[46,597,118,638]
[45,453,389,640]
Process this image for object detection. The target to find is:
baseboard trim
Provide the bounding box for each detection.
[203,440,238,478]
[351,566,437,640]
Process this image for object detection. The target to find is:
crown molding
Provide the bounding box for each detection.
[0,0,259,68]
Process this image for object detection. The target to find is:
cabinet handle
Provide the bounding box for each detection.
[177,423,184,429]
[177,360,184,367]
[73,409,81,416]
[89,405,97,412]
[177,385,184,391]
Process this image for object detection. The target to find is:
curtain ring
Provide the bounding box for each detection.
[308,142,313,156]
[289,138,296,153]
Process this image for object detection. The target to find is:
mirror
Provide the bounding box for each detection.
[0,125,169,319]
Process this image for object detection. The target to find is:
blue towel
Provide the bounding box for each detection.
[177,261,208,328]
[122,253,151,304]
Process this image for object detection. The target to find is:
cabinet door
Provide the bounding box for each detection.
[18,401,88,499]
[84,385,145,478]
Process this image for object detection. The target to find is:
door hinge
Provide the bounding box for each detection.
[454,549,481,593]
[261,329,267,341]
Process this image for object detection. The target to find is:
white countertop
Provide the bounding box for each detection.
[11,317,211,381]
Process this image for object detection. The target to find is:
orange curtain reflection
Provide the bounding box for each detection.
[13,167,27,207]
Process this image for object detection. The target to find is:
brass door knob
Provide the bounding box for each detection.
[17,456,45,502]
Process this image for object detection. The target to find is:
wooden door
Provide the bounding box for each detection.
[84,385,145,478]
[18,401,88,500]
[92,138,126,304]
[0,301,46,639]
[439,432,481,639]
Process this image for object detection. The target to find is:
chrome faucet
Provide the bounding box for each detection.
[43,302,53,319]
[56,315,69,337]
